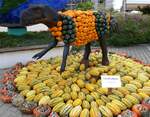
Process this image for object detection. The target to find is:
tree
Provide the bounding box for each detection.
[0,0,26,14]
[100,0,104,3]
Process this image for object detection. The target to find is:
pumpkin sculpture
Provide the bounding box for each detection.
[21,6,118,72]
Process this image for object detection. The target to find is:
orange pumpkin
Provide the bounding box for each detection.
[58,27,62,31]
[57,21,62,27]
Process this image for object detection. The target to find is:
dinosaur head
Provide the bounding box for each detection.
[21,5,59,26]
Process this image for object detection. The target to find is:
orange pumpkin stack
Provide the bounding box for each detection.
[49,10,99,46]
[49,21,63,41]
[62,10,98,46]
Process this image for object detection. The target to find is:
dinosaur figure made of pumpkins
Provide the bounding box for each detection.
[21,6,118,72]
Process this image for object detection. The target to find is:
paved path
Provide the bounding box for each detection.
[109,44,150,64]
[0,44,150,117]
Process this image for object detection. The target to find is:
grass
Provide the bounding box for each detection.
[0,32,53,48]
[107,14,150,46]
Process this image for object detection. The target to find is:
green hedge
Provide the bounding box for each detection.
[76,1,94,10]
[138,5,150,15]
[0,32,53,48]
[0,0,26,14]
[107,14,150,46]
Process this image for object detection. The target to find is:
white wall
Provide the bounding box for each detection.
[0,26,7,32]
[0,23,48,32]
[26,23,48,32]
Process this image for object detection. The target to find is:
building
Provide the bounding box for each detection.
[126,0,150,11]
[113,0,150,11]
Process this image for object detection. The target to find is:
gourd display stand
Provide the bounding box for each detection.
[0,51,150,117]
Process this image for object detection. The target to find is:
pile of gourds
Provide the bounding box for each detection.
[0,52,150,117]
[0,63,23,103]
[11,53,150,116]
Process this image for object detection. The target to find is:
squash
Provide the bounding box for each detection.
[85,84,95,92]
[77,79,85,88]
[33,105,51,117]
[71,91,78,100]
[52,102,65,112]
[80,108,90,117]
[90,107,101,117]
[82,100,90,109]
[118,109,138,117]
[59,103,73,116]
[86,95,94,102]
[69,105,82,117]
[48,97,64,107]
[71,84,80,92]
[142,98,150,110]
[39,96,51,105]
[89,68,100,77]
[49,112,59,117]
[57,21,63,27]
[73,99,82,106]
[132,104,149,117]
[78,92,86,100]
[62,93,71,101]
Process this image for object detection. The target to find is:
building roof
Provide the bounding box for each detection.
[113,0,150,11]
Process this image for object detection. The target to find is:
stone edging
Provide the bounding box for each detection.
[0,42,64,53]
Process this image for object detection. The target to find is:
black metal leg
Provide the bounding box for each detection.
[60,44,70,72]
[81,43,91,68]
[33,39,58,59]
[99,37,109,65]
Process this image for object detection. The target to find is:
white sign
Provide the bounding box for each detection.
[101,75,121,88]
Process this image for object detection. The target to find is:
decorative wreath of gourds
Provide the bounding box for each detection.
[49,10,111,46]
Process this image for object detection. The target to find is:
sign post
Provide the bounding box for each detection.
[101,75,121,93]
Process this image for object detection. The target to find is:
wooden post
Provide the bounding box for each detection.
[123,0,126,18]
